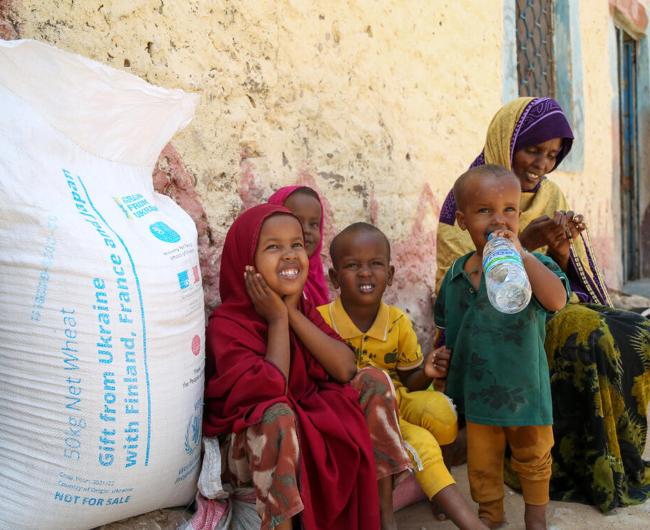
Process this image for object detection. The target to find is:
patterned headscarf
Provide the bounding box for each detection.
[470,96,574,170]
[435,97,610,305]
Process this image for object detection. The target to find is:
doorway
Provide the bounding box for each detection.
[617,28,641,281]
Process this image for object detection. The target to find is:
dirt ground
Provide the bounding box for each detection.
[102,411,650,530]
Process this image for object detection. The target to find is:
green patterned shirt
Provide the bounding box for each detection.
[434,251,570,426]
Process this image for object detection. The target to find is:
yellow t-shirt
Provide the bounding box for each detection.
[317,298,423,390]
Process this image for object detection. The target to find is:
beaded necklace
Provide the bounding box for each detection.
[569,226,614,307]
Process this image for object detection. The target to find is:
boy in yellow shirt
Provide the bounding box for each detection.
[318,222,486,529]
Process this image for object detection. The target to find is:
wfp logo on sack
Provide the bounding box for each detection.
[149,221,181,243]
[184,399,202,455]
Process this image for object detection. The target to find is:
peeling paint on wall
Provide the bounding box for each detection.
[0,0,19,39]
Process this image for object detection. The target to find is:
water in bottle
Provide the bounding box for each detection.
[482,233,532,313]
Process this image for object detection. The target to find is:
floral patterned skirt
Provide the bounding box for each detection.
[506,303,650,512]
[223,403,303,530]
[350,367,412,481]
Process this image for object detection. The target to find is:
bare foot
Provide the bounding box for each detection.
[431,485,489,529]
[524,503,547,530]
[480,517,506,529]
[430,499,448,521]
[381,512,398,530]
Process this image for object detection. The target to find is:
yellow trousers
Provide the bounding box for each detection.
[466,422,554,524]
[397,387,458,499]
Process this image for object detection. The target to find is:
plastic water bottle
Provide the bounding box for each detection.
[482,233,532,314]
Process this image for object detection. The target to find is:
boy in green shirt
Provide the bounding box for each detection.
[434,165,570,530]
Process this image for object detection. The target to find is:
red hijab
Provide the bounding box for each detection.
[203,204,379,530]
[268,186,330,306]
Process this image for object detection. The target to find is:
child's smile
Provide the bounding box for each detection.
[278,265,301,280]
[254,214,309,296]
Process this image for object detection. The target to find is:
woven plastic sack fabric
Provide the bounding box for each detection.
[0,39,204,529]
[198,438,228,501]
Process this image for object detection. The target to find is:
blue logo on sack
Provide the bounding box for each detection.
[149,221,181,243]
[177,270,190,289]
[184,400,202,455]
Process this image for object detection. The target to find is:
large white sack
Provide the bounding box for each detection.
[0,39,204,530]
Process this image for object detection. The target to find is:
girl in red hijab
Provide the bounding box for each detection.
[203,204,380,530]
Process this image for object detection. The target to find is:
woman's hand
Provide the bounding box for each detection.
[519,211,586,270]
[546,211,586,269]
[567,212,586,237]
[244,266,287,323]
[423,346,451,379]
[519,215,566,251]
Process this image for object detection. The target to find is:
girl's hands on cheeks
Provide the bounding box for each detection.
[244,266,287,323]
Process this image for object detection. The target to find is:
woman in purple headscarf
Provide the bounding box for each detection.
[436,97,650,513]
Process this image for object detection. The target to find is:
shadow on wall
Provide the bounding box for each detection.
[0,1,19,40]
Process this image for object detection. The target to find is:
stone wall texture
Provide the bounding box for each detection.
[1,0,629,345]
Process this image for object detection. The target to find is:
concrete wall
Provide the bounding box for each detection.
[1,0,633,344]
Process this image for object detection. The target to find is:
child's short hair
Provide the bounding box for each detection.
[453,164,518,210]
[329,222,391,267]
